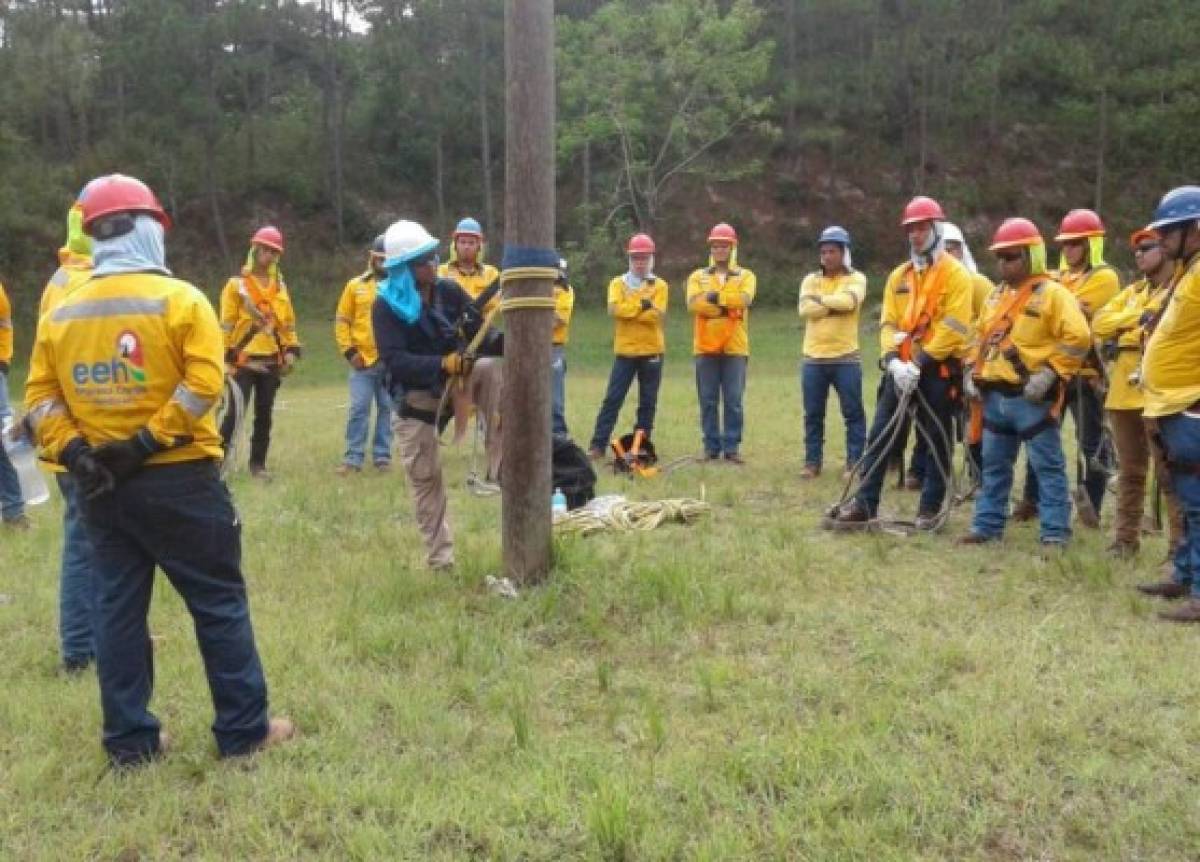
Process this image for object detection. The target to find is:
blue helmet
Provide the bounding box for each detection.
[1149,186,1200,231]
[453,217,483,238]
[817,225,851,247]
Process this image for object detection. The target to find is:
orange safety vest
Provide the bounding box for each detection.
[897,259,952,361]
[694,308,744,354]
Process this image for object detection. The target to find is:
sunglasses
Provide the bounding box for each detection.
[995,251,1024,263]
[1134,243,1161,254]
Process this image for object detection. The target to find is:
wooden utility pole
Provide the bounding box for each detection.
[501,0,555,585]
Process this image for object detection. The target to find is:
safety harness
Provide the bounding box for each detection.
[233,274,287,368]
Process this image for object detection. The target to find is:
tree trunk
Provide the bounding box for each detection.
[1094,84,1108,213]
[434,130,447,237]
[502,0,556,586]
[479,8,495,233]
[205,46,232,272]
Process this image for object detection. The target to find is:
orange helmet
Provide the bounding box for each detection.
[989,218,1043,251]
[901,196,946,226]
[707,222,737,245]
[251,225,284,253]
[1129,227,1160,248]
[627,233,656,255]
[1054,209,1105,242]
[80,174,172,235]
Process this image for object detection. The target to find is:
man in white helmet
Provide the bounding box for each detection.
[372,220,503,569]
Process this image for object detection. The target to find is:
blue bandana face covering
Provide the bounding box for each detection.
[378,240,439,324]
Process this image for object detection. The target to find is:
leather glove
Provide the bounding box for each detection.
[1023,366,1059,402]
[93,428,165,483]
[62,438,116,501]
[963,373,981,401]
[887,358,921,395]
[705,291,720,304]
[442,352,474,377]
[639,298,653,312]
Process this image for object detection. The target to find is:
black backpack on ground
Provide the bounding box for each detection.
[552,436,596,510]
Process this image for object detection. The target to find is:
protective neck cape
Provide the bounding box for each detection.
[1057,235,1106,274]
[622,257,656,290]
[93,216,171,277]
[910,223,945,272]
[379,238,439,324]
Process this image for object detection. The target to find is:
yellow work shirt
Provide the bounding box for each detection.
[970,272,996,323]
[1059,264,1120,320]
[334,272,381,367]
[24,272,226,465]
[607,276,668,356]
[219,274,300,360]
[1093,278,1171,411]
[553,283,575,346]
[686,266,757,356]
[1142,254,1200,418]
[797,269,866,361]
[0,282,11,367]
[40,250,95,319]
[879,253,973,363]
[973,277,1091,385]
[438,261,500,312]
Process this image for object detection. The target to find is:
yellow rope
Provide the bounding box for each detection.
[553,499,711,536]
[500,266,560,284]
[498,296,558,313]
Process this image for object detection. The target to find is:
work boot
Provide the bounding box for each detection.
[248,464,272,482]
[335,463,361,476]
[957,532,996,546]
[701,451,721,462]
[374,461,392,473]
[827,499,872,531]
[3,514,31,530]
[1010,500,1038,522]
[62,655,92,675]
[914,509,940,531]
[904,475,923,491]
[1106,540,1138,559]
[800,464,821,479]
[587,447,606,462]
[1158,598,1200,623]
[723,452,745,466]
[1075,501,1101,529]
[1136,580,1190,600]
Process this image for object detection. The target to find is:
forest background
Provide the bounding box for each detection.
[0,0,1195,317]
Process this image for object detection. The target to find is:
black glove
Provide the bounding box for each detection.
[640,298,653,312]
[92,429,165,483]
[0,360,9,374]
[705,291,720,304]
[224,348,239,365]
[62,438,116,501]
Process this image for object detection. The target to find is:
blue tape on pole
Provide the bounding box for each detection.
[501,244,561,270]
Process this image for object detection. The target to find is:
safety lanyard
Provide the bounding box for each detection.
[972,278,1042,370]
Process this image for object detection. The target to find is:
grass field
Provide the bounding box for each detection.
[2,309,1198,860]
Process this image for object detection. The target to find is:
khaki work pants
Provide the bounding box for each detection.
[1109,408,1184,550]
[395,392,454,569]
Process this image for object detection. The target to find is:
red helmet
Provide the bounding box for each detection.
[80,174,172,235]
[901,196,946,226]
[707,222,737,245]
[989,217,1043,251]
[627,233,656,255]
[1054,208,1105,242]
[251,225,284,253]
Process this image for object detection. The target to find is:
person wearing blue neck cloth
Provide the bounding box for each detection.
[372,219,504,570]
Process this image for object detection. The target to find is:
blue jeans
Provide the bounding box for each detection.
[801,360,865,468]
[344,362,394,467]
[1157,411,1200,597]
[1022,377,1106,514]
[56,473,96,664]
[551,345,569,438]
[0,371,24,521]
[589,355,663,451]
[81,461,270,764]
[972,390,1071,543]
[695,354,747,456]
[856,369,955,516]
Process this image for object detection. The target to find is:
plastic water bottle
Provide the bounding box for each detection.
[551,487,567,519]
[2,419,50,506]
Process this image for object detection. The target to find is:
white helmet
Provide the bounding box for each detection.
[383,220,439,267]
